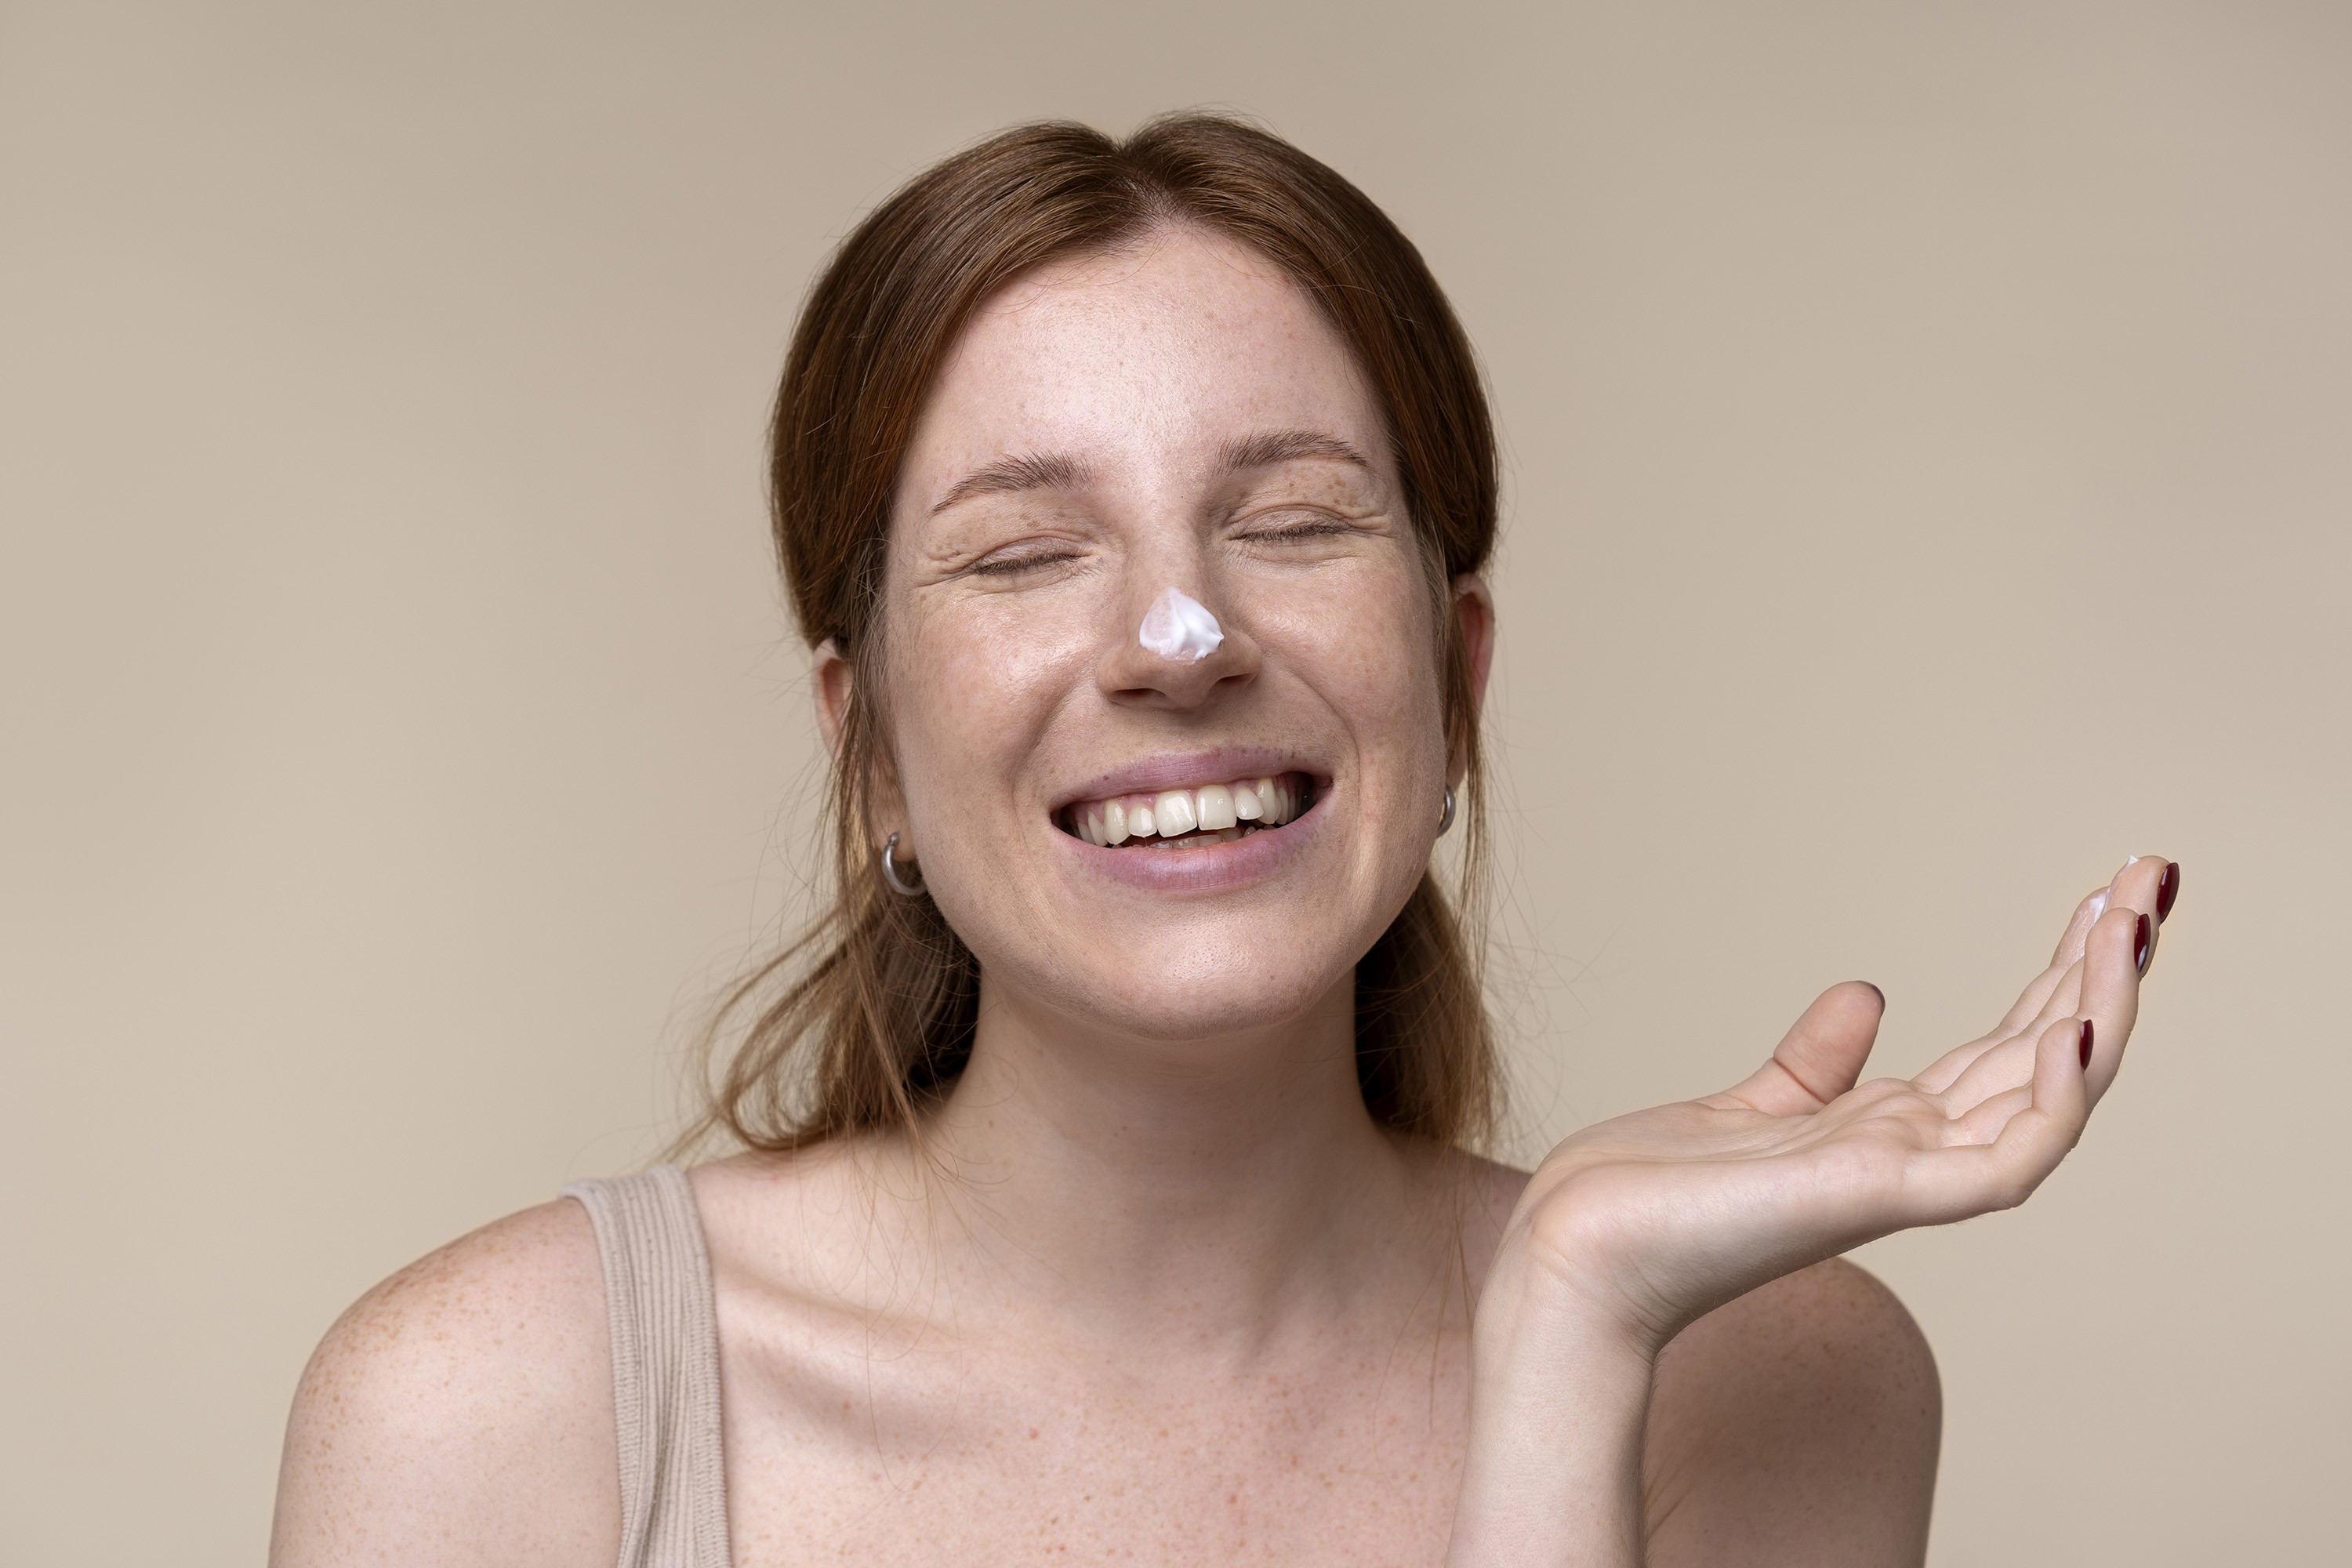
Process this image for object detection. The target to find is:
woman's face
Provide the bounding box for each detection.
[849,226,1488,1045]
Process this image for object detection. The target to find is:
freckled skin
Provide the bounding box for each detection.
[267,228,1949,1566]
[879,233,1447,1044]
[267,1202,622,1566]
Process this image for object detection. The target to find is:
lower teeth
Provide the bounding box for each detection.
[1141,825,1253,849]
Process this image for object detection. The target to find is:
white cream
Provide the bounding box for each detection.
[1138,586,1224,662]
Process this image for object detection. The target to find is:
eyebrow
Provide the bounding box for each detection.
[927,429,1371,517]
[929,452,1093,515]
[1218,428,1373,474]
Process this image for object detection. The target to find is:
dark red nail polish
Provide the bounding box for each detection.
[2157,862,2180,923]
[2134,913,2152,975]
[2078,1018,2095,1069]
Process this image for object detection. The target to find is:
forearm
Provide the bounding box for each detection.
[1445,1318,1655,1568]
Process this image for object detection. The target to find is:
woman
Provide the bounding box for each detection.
[270,116,2177,1566]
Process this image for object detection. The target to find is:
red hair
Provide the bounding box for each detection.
[684,114,1500,1154]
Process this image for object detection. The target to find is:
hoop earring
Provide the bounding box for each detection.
[1436,785,1457,838]
[880,832,925,897]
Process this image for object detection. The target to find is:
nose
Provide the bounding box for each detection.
[1096,576,1259,710]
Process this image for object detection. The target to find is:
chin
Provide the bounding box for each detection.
[988,926,1359,1047]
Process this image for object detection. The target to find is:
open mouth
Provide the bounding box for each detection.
[1058,771,1317,850]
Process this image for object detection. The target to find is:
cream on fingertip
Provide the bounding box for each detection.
[2089,857,2140,924]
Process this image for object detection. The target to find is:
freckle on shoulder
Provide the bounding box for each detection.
[273,1198,621,1563]
[1641,1264,1940,1559]
[1667,1259,1936,1383]
[292,1197,609,1437]
[1650,1258,1940,1469]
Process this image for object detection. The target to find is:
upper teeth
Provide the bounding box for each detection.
[1068,775,1305,846]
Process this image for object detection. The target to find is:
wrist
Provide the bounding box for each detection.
[1449,1301,1656,1568]
[1472,1222,1677,1376]
[1467,1294,1657,1439]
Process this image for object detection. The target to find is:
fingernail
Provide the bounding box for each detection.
[2078,1018,2095,1069]
[2134,913,2153,975]
[2087,889,2110,922]
[2157,862,2181,924]
[1863,982,1886,1010]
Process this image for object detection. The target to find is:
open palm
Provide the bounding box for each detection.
[1494,855,2178,1354]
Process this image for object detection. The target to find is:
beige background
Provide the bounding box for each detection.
[4,2,2346,1562]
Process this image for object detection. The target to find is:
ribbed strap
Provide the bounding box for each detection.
[563,1165,730,1568]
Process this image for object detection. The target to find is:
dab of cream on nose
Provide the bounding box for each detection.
[1138,587,1224,662]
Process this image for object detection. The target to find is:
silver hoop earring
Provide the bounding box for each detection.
[880,832,925,897]
[1436,785,1457,838]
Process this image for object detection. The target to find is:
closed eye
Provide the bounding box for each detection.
[1235,514,1367,543]
[965,540,1088,577]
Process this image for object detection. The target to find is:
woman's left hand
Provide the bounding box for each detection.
[1447,854,2177,1566]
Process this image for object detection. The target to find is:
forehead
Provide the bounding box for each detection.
[903,227,1390,495]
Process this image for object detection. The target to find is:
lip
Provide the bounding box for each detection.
[1047,746,1329,813]
[1057,782,1331,894]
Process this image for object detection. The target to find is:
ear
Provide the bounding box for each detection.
[812,638,853,759]
[813,637,913,853]
[1450,569,1497,722]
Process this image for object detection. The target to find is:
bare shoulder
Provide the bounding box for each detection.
[268,1200,619,1568]
[1645,1258,1941,1567]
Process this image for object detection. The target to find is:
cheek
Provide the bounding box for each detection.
[1247,562,1444,739]
[888,593,1095,824]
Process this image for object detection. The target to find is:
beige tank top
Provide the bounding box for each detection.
[563,1165,731,1568]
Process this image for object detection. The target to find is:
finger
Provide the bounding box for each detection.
[1937,1033,2035,1116]
[2078,902,2149,1108]
[2047,885,2109,975]
[1946,1082,2031,1146]
[1913,1030,2007,1094]
[1716,982,1886,1116]
[1933,948,2096,1105]
[1919,858,2158,1093]
[1990,1011,2093,1180]
[1915,953,2078,1094]
[1999,872,2121,1032]
[2002,858,2150,1030]
[2107,855,2171,975]
[1904,1015,2090,1226]
[1915,882,2106,1094]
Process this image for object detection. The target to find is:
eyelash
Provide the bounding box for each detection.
[1237,515,1359,543]
[965,515,1357,576]
[967,546,1083,577]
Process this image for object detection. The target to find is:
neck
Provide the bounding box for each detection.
[909,971,1450,1352]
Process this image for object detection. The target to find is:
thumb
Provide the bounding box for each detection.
[1715,981,1886,1116]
